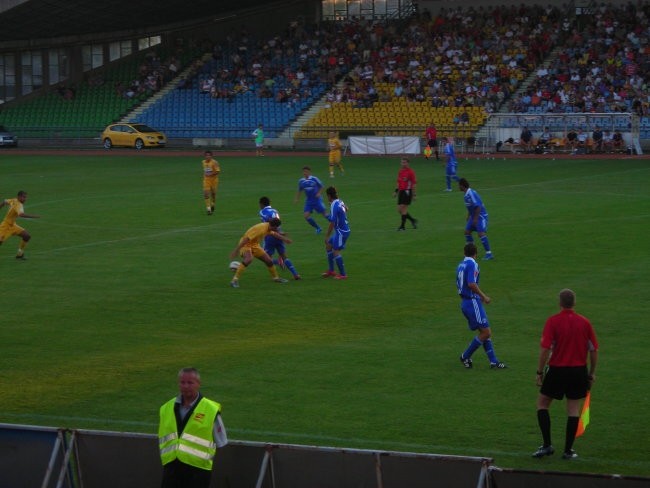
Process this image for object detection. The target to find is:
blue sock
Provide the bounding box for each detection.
[480,235,491,253]
[483,339,499,363]
[327,250,334,271]
[462,337,482,359]
[446,176,451,190]
[335,254,346,276]
[285,258,298,276]
[465,234,474,243]
[307,217,320,230]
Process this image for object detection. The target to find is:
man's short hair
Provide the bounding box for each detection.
[269,217,282,228]
[259,196,270,206]
[302,166,311,171]
[178,367,200,379]
[326,186,338,199]
[559,288,576,308]
[464,243,478,257]
[458,178,470,189]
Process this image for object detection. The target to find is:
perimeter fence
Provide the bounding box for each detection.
[1,423,648,488]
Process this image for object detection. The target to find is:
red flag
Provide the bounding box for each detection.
[576,391,591,437]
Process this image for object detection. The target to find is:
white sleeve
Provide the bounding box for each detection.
[213,413,228,448]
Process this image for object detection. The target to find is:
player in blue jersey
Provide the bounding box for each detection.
[322,186,350,280]
[442,137,461,192]
[259,196,301,280]
[294,166,328,234]
[457,243,506,369]
[458,178,493,260]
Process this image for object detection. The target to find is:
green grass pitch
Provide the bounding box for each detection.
[0,151,648,477]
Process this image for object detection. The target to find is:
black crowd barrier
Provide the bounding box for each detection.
[1,423,648,488]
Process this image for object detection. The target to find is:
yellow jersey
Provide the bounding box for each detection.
[240,222,272,247]
[328,137,342,153]
[202,158,220,179]
[1,198,22,226]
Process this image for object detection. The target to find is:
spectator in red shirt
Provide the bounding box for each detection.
[533,289,599,460]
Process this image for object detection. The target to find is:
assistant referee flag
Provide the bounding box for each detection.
[576,391,591,437]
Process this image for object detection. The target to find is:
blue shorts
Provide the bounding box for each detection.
[465,214,488,234]
[460,298,489,330]
[328,230,350,251]
[304,198,326,215]
[446,162,457,177]
[264,236,286,256]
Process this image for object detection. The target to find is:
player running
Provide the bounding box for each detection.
[0,190,40,260]
[294,166,328,234]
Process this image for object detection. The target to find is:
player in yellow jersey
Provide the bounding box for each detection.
[229,217,292,288]
[202,150,220,215]
[0,190,40,260]
[327,131,345,178]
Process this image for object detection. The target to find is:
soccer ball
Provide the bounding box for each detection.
[229,260,241,272]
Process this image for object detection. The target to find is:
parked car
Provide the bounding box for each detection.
[101,123,167,149]
[0,125,18,147]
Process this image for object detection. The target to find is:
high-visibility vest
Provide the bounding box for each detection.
[159,397,221,471]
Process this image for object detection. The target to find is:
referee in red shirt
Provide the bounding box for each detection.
[393,157,418,231]
[533,289,599,460]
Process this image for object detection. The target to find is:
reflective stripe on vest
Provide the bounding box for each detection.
[158,397,221,471]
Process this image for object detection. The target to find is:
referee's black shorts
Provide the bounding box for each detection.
[397,189,413,205]
[540,366,589,400]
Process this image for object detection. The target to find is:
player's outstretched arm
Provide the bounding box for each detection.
[229,238,249,259]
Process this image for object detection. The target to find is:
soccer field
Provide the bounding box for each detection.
[0,151,648,477]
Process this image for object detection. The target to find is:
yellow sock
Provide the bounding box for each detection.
[234,264,245,280]
[268,265,279,279]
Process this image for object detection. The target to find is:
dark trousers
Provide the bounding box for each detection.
[161,460,212,488]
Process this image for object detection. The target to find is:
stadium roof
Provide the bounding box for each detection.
[0,0,271,43]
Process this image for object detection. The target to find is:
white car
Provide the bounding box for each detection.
[0,125,17,147]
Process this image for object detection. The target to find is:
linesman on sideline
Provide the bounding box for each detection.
[533,289,598,460]
[425,122,440,160]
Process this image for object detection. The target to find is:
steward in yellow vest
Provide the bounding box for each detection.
[159,367,227,488]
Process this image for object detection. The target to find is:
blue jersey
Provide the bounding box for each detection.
[463,188,488,219]
[298,176,324,201]
[456,257,480,299]
[328,198,350,233]
[327,198,350,251]
[444,142,457,175]
[456,256,489,329]
[259,205,285,255]
[259,205,280,222]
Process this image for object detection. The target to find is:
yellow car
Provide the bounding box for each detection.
[101,123,167,149]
